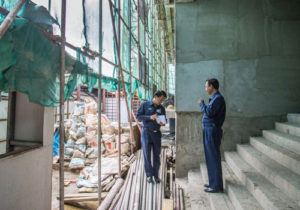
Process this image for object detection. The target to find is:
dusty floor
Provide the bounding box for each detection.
[51,169,81,210]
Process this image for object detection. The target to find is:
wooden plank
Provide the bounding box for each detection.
[162,199,174,210]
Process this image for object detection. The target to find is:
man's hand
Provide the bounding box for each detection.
[198,99,204,104]
[159,122,165,126]
[150,114,158,120]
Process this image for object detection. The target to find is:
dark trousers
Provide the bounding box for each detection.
[203,125,223,190]
[141,128,162,178]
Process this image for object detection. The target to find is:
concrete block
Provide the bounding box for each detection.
[200,163,234,210]
[263,130,300,154]
[237,144,300,205]
[275,122,300,137]
[288,113,300,125]
[225,152,299,210]
[250,137,300,175]
[175,112,203,177]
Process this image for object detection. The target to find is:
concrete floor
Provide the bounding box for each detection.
[51,169,81,210]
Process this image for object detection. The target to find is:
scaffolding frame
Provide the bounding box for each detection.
[0,0,172,208]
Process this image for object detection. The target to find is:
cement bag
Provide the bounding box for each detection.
[73,101,85,116]
[116,142,130,154]
[69,158,85,169]
[76,178,98,188]
[101,125,115,135]
[76,126,86,139]
[65,148,74,156]
[72,150,85,159]
[76,137,86,145]
[110,122,123,133]
[74,144,86,153]
[86,132,98,147]
[65,139,75,148]
[115,134,130,144]
[85,158,97,165]
[85,98,97,115]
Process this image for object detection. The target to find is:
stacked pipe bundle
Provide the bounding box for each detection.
[105,149,168,210]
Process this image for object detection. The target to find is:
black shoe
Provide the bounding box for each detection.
[147,177,153,183]
[204,188,223,193]
[154,177,161,183]
[204,184,209,188]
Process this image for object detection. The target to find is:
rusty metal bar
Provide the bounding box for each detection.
[76,86,80,100]
[137,0,141,81]
[117,0,122,178]
[129,0,134,154]
[0,0,27,39]
[98,0,103,205]
[59,0,67,209]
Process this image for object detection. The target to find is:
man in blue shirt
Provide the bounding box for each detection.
[137,90,167,183]
[198,78,226,193]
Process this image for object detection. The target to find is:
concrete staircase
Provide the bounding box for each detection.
[186,113,300,210]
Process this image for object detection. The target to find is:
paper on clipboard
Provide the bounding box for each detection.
[156,115,166,125]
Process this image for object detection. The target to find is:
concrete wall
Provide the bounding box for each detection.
[175,0,300,176]
[0,100,54,210]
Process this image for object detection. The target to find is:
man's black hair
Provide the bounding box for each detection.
[206,78,219,90]
[154,90,167,98]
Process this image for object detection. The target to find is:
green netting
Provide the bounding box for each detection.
[0,17,132,107]
[0,0,171,107]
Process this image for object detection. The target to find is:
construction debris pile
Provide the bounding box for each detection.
[76,154,136,193]
[63,98,136,170]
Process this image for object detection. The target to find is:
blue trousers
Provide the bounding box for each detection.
[203,125,223,190]
[141,129,162,178]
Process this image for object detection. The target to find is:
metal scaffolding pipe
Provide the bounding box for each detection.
[0,0,27,39]
[59,0,67,209]
[108,0,135,172]
[98,178,124,210]
[97,0,103,205]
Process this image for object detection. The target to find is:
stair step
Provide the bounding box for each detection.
[250,137,300,175]
[222,162,263,210]
[187,169,211,210]
[263,130,300,154]
[200,163,234,210]
[237,144,300,206]
[225,151,300,210]
[287,113,300,125]
[275,122,300,137]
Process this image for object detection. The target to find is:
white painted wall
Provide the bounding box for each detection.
[0,94,55,210]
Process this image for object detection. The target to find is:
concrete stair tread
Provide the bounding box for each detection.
[187,169,211,210]
[288,113,300,125]
[250,137,300,175]
[263,130,300,154]
[277,122,300,127]
[251,136,300,159]
[222,162,263,210]
[237,144,300,187]
[225,152,300,210]
[200,163,234,210]
[276,122,300,137]
[237,144,300,205]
